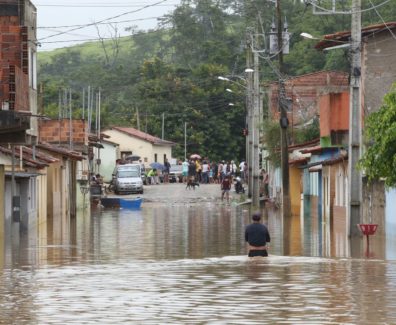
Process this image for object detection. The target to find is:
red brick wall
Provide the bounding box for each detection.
[39,119,88,145]
[0,19,29,111]
[268,71,349,134]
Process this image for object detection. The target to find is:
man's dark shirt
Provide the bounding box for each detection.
[188,163,196,176]
[164,161,171,173]
[245,223,271,247]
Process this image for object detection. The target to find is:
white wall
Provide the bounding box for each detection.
[99,142,118,182]
[102,129,173,167]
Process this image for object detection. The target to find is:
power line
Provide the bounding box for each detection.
[306,0,392,15]
[37,0,171,41]
[367,0,396,40]
[35,3,177,7]
[37,16,162,29]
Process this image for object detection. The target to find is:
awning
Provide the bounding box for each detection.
[5,172,42,178]
[309,165,322,173]
[299,154,347,170]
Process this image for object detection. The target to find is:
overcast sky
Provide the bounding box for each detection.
[33,0,181,51]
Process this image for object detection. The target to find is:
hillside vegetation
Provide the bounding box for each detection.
[38,0,395,161]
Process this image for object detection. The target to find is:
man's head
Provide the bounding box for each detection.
[252,211,261,222]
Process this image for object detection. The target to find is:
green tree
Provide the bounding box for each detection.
[359,85,396,187]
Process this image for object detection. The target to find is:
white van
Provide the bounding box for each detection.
[113,164,143,194]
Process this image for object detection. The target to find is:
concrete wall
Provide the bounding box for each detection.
[103,129,153,164]
[319,92,350,138]
[362,179,385,236]
[362,31,396,114]
[103,129,173,167]
[37,173,47,247]
[0,165,4,268]
[94,141,118,182]
[290,166,301,216]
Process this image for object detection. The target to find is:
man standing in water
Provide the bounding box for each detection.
[245,212,271,257]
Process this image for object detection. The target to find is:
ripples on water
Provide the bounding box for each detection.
[1,202,396,324]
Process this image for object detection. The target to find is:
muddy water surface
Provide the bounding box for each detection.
[1,194,396,324]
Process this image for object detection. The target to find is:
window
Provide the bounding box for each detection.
[163,154,167,163]
[121,151,132,159]
[154,154,157,162]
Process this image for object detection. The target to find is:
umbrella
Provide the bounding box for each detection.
[190,154,201,159]
[150,162,165,170]
[125,155,141,161]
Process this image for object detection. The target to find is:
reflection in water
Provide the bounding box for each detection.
[1,201,396,323]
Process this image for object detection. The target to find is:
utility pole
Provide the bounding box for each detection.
[348,0,362,237]
[252,30,260,207]
[136,107,141,130]
[184,122,187,160]
[246,30,254,199]
[162,112,165,139]
[276,0,291,218]
[69,88,73,150]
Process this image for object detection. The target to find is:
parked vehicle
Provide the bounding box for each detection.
[113,164,144,194]
[169,164,183,183]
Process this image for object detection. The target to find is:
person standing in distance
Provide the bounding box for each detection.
[245,212,271,257]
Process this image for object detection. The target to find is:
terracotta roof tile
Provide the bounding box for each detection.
[112,127,176,146]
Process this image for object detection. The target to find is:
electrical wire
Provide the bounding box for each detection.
[37,16,162,29]
[37,0,171,41]
[306,0,392,15]
[367,0,396,40]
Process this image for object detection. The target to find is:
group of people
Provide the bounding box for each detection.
[180,159,248,184]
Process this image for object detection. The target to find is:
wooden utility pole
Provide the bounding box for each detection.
[276,0,291,218]
[348,0,362,236]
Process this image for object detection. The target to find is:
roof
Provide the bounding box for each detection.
[110,127,176,146]
[288,138,320,152]
[289,157,308,166]
[299,153,348,169]
[37,143,85,161]
[315,22,396,50]
[0,146,49,169]
[299,145,323,154]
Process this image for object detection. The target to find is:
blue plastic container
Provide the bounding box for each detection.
[119,198,142,210]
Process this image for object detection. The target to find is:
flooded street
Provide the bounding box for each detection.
[1,183,396,324]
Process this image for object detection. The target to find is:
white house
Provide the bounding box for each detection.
[102,127,175,168]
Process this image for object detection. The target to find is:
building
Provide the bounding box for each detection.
[102,127,175,167]
[267,70,349,140]
[36,143,84,244]
[0,0,39,255]
[316,22,396,236]
[0,0,38,144]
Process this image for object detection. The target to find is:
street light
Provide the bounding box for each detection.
[300,32,350,51]
[300,32,316,40]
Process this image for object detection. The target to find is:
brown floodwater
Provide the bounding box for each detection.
[0,199,395,324]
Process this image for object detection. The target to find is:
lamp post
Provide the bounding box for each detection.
[217,69,259,206]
